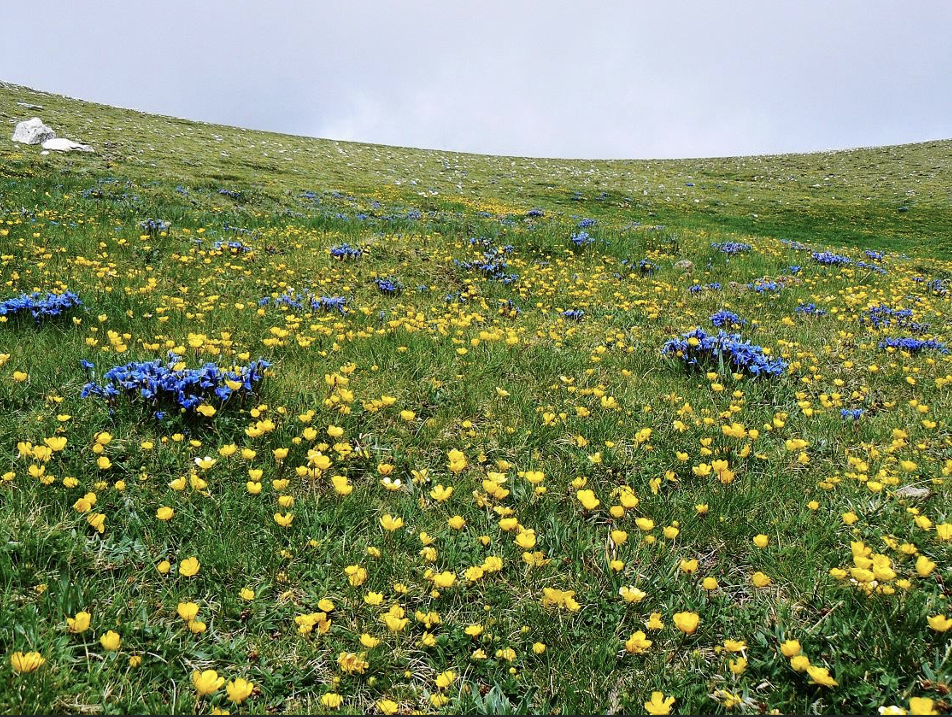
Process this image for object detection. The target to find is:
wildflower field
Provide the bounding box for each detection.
[1,82,952,715]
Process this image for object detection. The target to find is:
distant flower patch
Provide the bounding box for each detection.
[561,309,584,321]
[710,310,746,328]
[749,279,781,293]
[330,243,363,260]
[139,219,169,236]
[811,251,851,266]
[577,218,596,229]
[878,337,947,354]
[795,303,826,316]
[861,305,926,332]
[571,231,594,247]
[0,291,82,322]
[374,277,403,295]
[712,241,752,255]
[662,327,787,378]
[81,354,271,416]
[259,291,347,314]
[526,208,544,218]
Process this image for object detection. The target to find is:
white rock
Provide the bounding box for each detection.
[41,138,94,153]
[12,117,56,144]
[894,485,930,500]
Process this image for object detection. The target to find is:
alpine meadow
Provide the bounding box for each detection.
[2,81,952,715]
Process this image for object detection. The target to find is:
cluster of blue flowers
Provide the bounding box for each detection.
[712,241,752,255]
[811,251,852,266]
[526,208,544,218]
[561,309,585,321]
[0,291,83,322]
[878,337,947,354]
[374,277,403,295]
[330,243,363,260]
[577,218,597,229]
[926,278,947,296]
[788,266,802,275]
[213,240,253,253]
[861,305,916,330]
[258,291,347,314]
[710,309,746,327]
[81,354,271,416]
[689,283,722,294]
[662,327,788,378]
[218,188,242,200]
[795,303,826,316]
[570,231,594,247]
[841,408,865,421]
[855,260,887,274]
[864,250,885,261]
[457,239,518,284]
[750,279,781,293]
[139,219,169,235]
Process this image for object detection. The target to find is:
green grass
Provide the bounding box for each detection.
[1,81,951,715]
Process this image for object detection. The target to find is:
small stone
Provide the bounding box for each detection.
[674,259,694,272]
[894,485,930,500]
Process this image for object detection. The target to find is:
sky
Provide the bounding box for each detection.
[2,1,951,159]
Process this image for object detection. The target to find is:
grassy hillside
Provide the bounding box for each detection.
[1,81,951,715]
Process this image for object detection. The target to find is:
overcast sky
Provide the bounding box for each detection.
[2,1,951,159]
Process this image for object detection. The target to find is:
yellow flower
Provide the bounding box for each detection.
[532,642,546,654]
[67,610,91,634]
[100,630,121,651]
[380,514,404,531]
[915,555,936,577]
[644,691,675,715]
[908,697,938,715]
[806,665,838,687]
[435,669,457,689]
[193,669,225,697]
[321,692,344,710]
[702,576,718,591]
[679,558,699,574]
[240,588,255,601]
[10,651,46,673]
[926,614,951,632]
[361,633,381,648]
[177,602,199,621]
[624,630,652,654]
[178,556,200,577]
[780,639,801,657]
[448,515,466,530]
[645,613,664,630]
[673,611,699,634]
[156,506,174,521]
[432,571,456,588]
[274,512,294,527]
[430,484,454,502]
[129,655,142,668]
[619,586,647,603]
[790,655,811,672]
[377,699,399,715]
[753,534,769,547]
[576,489,600,510]
[752,571,772,588]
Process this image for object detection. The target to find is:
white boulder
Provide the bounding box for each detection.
[12,117,55,144]
[41,138,94,153]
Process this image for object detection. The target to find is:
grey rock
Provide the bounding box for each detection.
[674,259,694,272]
[12,117,55,144]
[41,138,94,153]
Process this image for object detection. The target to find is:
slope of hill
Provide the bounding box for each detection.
[1,83,951,715]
